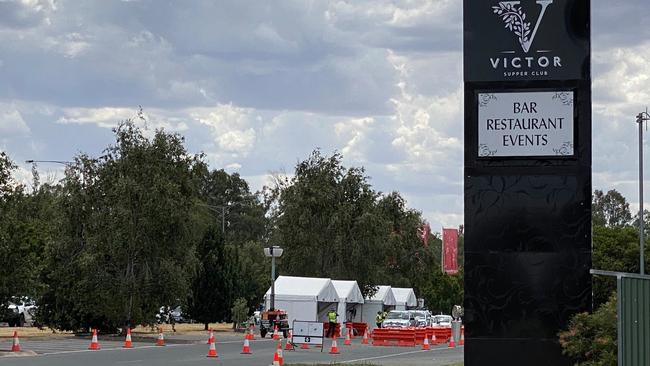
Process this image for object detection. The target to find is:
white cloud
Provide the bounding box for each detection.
[386,49,462,172]
[191,103,261,158]
[57,106,189,133]
[0,104,30,136]
[334,117,375,162]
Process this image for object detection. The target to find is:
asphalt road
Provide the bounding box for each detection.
[0,334,464,366]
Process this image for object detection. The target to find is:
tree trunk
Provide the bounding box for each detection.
[204,322,209,331]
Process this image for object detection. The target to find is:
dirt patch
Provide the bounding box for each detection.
[0,327,72,338]
[132,323,234,334]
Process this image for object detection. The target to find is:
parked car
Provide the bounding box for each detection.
[409,310,432,327]
[383,310,416,328]
[156,306,186,324]
[432,314,452,327]
[2,297,37,327]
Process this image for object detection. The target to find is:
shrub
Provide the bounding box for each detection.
[559,293,617,366]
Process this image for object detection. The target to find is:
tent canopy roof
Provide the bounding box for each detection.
[392,287,417,306]
[265,276,339,302]
[365,285,396,305]
[331,280,364,304]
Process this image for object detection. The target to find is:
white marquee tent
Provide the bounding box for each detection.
[392,287,418,310]
[331,280,364,324]
[264,276,340,326]
[361,285,397,329]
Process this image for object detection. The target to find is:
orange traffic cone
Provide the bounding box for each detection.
[273,325,280,340]
[123,327,133,348]
[448,335,455,348]
[88,329,100,350]
[343,329,351,346]
[206,339,218,357]
[460,332,465,346]
[241,337,252,354]
[11,331,21,352]
[329,338,340,354]
[276,341,284,365]
[422,335,430,350]
[156,328,166,346]
[432,333,438,345]
[207,328,214,344]
[285,330,294,350]
[248,324,256,340]
[362,328,369,344]
[272,349,281,366]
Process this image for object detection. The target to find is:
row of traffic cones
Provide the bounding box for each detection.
[86,327,165,351]
[11,325,460,357]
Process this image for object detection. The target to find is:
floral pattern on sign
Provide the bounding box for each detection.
[552,92,573,106]
[553,142,573,156]
[479,94,497,107]
[492,3,531,50]
[478,144,497,157]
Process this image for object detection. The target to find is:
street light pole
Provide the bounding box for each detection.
[637,111,650,275]
[25,160,72,166]
[271,248,276,310]
[264,246,283,311]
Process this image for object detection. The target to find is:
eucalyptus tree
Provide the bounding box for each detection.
[38,122,205,331]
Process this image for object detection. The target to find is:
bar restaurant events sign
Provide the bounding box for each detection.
[478,91,574,157]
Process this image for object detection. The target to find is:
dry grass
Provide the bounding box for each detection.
[132,322,234,334]
[0,323,234,338]
[0,327,72,338]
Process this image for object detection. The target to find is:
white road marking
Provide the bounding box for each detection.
[40,343,191,355]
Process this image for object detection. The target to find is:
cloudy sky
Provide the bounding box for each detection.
[1,0,650,232]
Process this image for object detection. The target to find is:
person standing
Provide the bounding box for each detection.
[326,308,339,338]
[375,311,384,328]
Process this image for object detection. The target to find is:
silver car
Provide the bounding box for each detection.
[409,310,432,327]
[383,310,416,328]
[432,314,452,327]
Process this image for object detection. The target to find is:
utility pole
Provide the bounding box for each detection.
[637,110,650,275]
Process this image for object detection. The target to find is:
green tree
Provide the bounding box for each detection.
[270,150,390,295]
[187,168,269,326]
[231,297,249,329]
[592,226,643,306]
[38,122,203,331]
[592,189,632,228]
[186,226,240,330]
[0,152,47,319]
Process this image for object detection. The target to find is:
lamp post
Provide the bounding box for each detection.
[25,160,72,165]
[637,111,650,275]
[264,246,283,310]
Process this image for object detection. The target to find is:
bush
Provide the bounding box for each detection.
[559,293,617,366]
[231,297,248,329]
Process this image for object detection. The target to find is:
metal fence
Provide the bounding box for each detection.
[591,270,650,365]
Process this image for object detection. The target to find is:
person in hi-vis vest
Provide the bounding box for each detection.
[326,308,338,338]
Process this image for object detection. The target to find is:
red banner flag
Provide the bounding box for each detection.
[442,228,459,274]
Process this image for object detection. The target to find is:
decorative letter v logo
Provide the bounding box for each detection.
[492,0,553,53]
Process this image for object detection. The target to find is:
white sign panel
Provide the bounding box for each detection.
[478,91,574,157]
[292,321,324,345]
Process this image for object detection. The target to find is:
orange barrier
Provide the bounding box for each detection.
[432,327,452,343]
[345,322,368,337]
[323,322,342,338]
[371,327,452,347]
[371,328,416,347]
[414,328,427,345]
